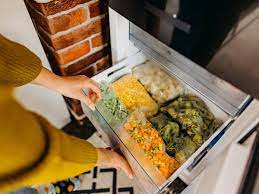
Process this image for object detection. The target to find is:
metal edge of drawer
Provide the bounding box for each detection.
[129,23,252,117]
[82,100,233,193]
[82,104,160,193]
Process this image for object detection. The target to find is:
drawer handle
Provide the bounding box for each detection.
[107,65,127,77]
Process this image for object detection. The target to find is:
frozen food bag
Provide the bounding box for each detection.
[133,61,184,103]
[111,75,158,117]
[118,111,179,185]
[96,83,128,129]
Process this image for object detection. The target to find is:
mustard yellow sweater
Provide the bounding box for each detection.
[0,34,97,193]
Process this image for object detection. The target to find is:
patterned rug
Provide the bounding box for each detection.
[76,133,145,194]
[77,166,143,194]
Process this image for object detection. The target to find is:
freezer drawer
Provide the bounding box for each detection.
[82,24,252,193]
[82,54,240,193]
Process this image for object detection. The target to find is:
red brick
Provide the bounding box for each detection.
[27,4,87,34]
[26,0,43,14]
[39,37,62,75]
[55,40,90,65]
[27,0,90,16]
[89,1,105,18]
[37,26,54,47]
[96,56,110,71]
[76,65,96,77]
[39,19,106,50]
[91,33,108,48]
[25,2,51,32]
[61,46,109,75]
[49,8,87,34]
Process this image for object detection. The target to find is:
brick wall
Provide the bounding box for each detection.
[25,0,111,124]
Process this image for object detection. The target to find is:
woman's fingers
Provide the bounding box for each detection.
[84,80,101,101]
[81,90,95,110]
[96,148,134,179]
[89,90,99,104]
[119,161,134,179]
[115,154,134,179]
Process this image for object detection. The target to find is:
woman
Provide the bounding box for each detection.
[0,34,133,193]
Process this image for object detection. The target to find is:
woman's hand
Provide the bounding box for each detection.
[56,75,101,110]
[32,68,101,110]
[96,148,134,179]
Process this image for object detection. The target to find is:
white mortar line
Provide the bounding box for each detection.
[48,14,106,39]
[38,23,104,52]
[95,55,110,73]
[40,34,108,67]
[27,0,106,39]
[57,37,91,53]
[38,33,56,53]
[26,0,49,18]
[71,54,109,76]
[77,63,97,75]
[27,0,107,41]
[89,32,102,49]
[85,2,91,20]
[39,35,109,77]
[27,0,88,19]
[46,0,99,18]
[62,44,108,68]
[56,31,102,53]
[40,33,108,77]
[95,55,109,64]
[91,32,102,39]
[89,37,93,49]
[76,54,110,76]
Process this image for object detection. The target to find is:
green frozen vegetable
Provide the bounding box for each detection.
[150,94,222,165]
[159,122,180,144]
[150,113,169,130]
[166,136,198,164]
[160,95,222,145]
[97,84,128,127]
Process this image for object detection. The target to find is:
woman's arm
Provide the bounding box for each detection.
[0,34,42,87]
[0,34,101,110]
[0,35,132,192]
[32,68,101,110]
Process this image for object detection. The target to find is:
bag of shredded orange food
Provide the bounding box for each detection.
[119,111,179,183]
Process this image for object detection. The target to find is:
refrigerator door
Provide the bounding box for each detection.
[103,0,256,66]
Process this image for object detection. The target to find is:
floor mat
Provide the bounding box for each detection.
[78,166,144,194]
[79,133,144,194]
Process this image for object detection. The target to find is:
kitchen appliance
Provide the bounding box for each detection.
[82,1,259,193]
[102,0,257,67]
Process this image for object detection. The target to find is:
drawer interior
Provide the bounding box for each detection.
[87,51,233,193]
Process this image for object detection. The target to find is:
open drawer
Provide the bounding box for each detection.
[82,23,253,193]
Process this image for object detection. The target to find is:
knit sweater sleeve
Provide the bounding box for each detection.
[0,34,42,86]
[0,98,98,193]
[0,35,98,192]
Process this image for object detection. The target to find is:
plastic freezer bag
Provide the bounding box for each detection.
[111,75,158,117]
